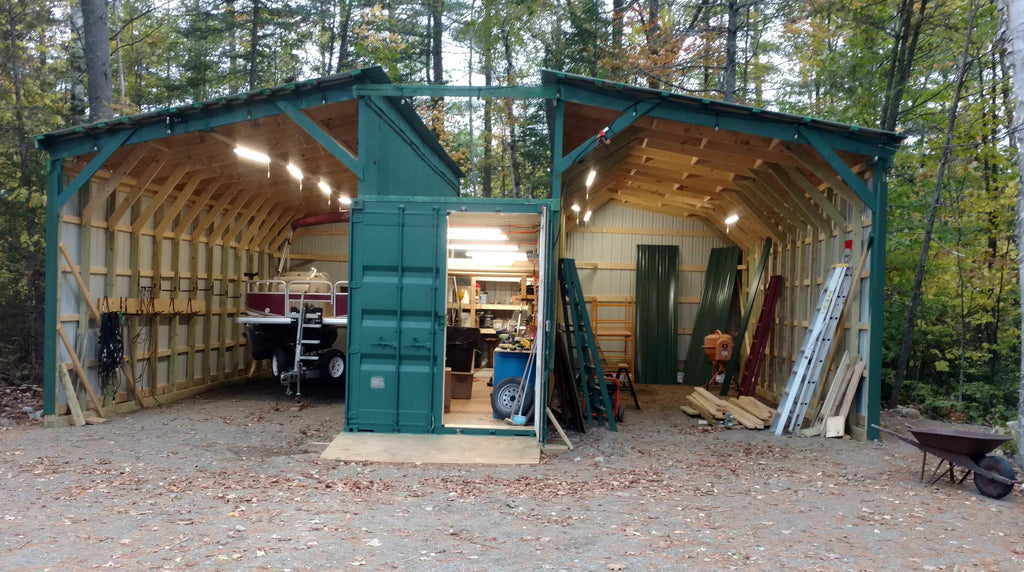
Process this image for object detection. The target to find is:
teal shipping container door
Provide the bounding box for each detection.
[346,200,446,433]
[634,245,679,384]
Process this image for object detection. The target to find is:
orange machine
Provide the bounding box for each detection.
[702,330,734,388]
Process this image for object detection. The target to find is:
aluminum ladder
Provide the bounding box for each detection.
[287,291,322,399]
[771,258,852,435]
[558,258,617,431]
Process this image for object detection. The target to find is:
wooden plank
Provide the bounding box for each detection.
[56,325,105,417]
[97,297,206,314]
[824,416,845,438]
[827,360,866,438]
[320,433,540,465]
[570,226,717,238]
[679,405,700,416]
[132,164,190,235]
[721,401,764,429]
[58,365,87,426]
[546,407,574,450]
[685,395,720,423]
[774,164,845,226]
[58,241,101,323]
[107,160,165,229]
[728,397,772,423]
[79,144,149,222]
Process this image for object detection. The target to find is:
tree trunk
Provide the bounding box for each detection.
[502,30,522,198]
[612,0,624,58]
[999,0,1024,466]
[248,0,261,90]
[723,0,739,102]
[335,0,353,72]
[429,0,444,136]
[880,0,928,132]
[81,0,114,120]
[482,37,494,197]
[889,1,977,409]
[4,0,28,184]
[646,0,659,88]
[69,3,87,121]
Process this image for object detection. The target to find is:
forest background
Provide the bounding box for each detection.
[0,0,1018,424]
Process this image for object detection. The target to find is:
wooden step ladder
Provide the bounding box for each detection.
[558,259,617,431]
[738,275,784,397]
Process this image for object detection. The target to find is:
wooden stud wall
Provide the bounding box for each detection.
[51,155,336,423]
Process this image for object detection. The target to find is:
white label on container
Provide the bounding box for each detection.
[370,376,385,389]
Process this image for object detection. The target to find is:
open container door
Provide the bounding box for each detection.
[346,196,553,436]
[534,205,548,440]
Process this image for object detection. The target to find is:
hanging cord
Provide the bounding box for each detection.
[98,311,124,397]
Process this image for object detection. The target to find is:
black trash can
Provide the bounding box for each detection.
[446,327,479,372]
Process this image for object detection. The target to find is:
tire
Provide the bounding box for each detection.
[615,405,624,423]
[975,455,1016,499]
[491,376,533,419]
[271,347,292,383]
[318,349,346,383]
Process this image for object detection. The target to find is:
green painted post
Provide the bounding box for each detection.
[866,158,889,441]
[551,99,563,201]
[43,159,62,417]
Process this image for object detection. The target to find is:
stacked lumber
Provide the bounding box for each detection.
[681,388,776,430]
[810,352,865,438]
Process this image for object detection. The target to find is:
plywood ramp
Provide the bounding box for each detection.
[320,433,540,465]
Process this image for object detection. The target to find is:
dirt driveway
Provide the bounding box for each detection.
[1,380,1021,571]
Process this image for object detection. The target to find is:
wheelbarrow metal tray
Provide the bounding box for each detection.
[908,425,1011,458]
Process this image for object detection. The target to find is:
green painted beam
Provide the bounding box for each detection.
[551,100,564,201]
[275,100,363,179]
[554,99,661,175]
[39,84,357,160]
[43,159,62,416]
[353,84,557,99]
[557,84,898,160]
[799,126,874,205]
[866,159,888,441]
[57,128,135,210]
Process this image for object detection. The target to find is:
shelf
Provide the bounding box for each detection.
[478,304,523,310]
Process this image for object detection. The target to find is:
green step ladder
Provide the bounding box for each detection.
[558,259,617,431]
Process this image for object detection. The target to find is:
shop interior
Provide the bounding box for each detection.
[441,212,545,430]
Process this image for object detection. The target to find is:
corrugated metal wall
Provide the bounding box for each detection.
[290,223,349,280]
[565,203,728,371]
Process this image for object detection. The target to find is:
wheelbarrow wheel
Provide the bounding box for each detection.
[974,456,1015,499]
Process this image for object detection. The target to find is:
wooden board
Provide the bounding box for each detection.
[679,405,699,416]
[57,365,86,427]
[824,416,846,438]
[97,297,207,315]
[320,433,540,465]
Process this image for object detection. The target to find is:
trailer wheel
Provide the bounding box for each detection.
[491,376,532,419]
[318,349,346,382]
[975,456,1015,499]
[271,347,291,383]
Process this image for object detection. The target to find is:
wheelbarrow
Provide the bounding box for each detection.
[872,423,1019,499]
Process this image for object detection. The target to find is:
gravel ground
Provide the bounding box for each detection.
[1,379,1022,571]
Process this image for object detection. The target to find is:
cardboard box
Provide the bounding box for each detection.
[451,371,474,399]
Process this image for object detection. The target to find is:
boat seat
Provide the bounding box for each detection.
[272,271,332,294]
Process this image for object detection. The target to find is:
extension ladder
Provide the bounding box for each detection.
[738,275,783,397]
[771,258,852,435]
[558,259,617,431]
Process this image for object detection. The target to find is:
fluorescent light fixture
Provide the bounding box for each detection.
[571,203,581,213]
[724,214,739,225]
[286,163,304,181]
[466,251,528,262]
[447,243,519,251]
[585,169,597,187]
[317,180,331,195]
[234,145,270,164]
[338,195,352,205]
[448,227,508,241]
[583,210,592,223]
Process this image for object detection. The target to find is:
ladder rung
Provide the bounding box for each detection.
[300,339,319,344]
[299,356,318,361]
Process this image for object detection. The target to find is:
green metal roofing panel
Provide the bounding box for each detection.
[35,66,464,181]
[540,69,901,146]
[682,246,741,387]
[634,245,679,385]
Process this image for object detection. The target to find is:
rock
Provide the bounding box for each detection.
[234,525,246,532]
[898,408,921,419]
[21,406,34,413]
